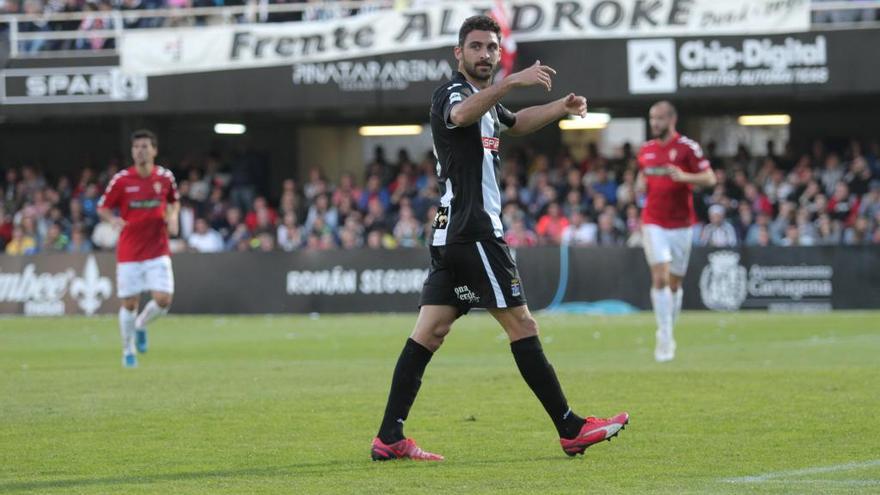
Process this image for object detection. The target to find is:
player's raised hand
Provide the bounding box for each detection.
[562,93,587,117]
[505,60,556,91]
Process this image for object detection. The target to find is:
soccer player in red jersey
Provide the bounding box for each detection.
[637,101,717,362]
[98,130,180,368]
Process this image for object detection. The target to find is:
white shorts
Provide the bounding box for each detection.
[642,224,693,276]
[116,255,175,298]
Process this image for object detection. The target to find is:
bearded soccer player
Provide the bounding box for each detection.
[370,15,629,462]
[98,130,180,368]
[637,101,717,362]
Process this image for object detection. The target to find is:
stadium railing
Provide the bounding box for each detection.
[0,0,878,59]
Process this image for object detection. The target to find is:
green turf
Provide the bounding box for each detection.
[1,311,879,494]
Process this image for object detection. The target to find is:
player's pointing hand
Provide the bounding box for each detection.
[506,59,557,92]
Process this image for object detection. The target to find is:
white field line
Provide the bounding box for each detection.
[722,459,880,484]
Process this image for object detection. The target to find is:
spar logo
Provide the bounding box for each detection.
[699,251,748,311]
[482,137,500,151]
[0,255,113,315]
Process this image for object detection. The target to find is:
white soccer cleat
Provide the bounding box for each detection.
[654,332,676,362]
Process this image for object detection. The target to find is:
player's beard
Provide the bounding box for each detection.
[463,59,495,83]
[653,126,671,140]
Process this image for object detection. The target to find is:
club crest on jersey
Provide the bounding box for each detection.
[510,278,522,297]
[482,137,499,151]
[669,149,677,161]
[432,206,449,230]
[153,182,162,194]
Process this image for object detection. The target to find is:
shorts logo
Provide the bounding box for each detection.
[510,278,521,297]
[432,206,449,230]
[482,137,499,151]
[454,285,480,303]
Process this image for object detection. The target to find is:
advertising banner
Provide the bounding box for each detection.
[1,246,877,316]
[120,0,811,76]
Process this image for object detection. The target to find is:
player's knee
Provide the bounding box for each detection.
[154,294,173,308]
[431,323,452,341]
[121,299,138,311]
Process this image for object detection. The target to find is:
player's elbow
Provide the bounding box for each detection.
[705,173,718,187]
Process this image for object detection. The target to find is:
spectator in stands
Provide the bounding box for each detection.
[843,216,872,245]
[188,217,225,252]
[699,204,738,247]
[595,211,623,246]
[66,224,93,253]
[5,225,38,255]
[245,196,278,232]
[358,174,390,212]
[535,201,569,245]
[19,0,51,53]
[590,166,617,205]
[276,212,303,251]
[820,152,845,196]
[560,209,597,246]
[304,193,338,233]
[42,222,70,251]
[392,205,422,248]
[503,218,538,248]
[828,181,860,226]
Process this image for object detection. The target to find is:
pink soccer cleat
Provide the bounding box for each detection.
[560,412,630,456]
[371,437,445,461]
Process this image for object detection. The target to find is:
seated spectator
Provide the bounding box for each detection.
[66,224,93,253]
[843,216,872,245]
[42,222,70,252]
[535,202,569,245]
[358,174,390,212]
[595,211,623,246]
[245,196,278,232]
[188,217,225,253]
[392,205,422,248]
[503,218,538,248]
[828,181,860,226]
[276,212,303,251]
[699,204,738,247]
[304,193,338,233]
[814,213,842,245]
[560,209,597,246]
[6,225,38,255]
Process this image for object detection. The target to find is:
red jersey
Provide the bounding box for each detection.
[98,165,179,262]
[637,133,711,229]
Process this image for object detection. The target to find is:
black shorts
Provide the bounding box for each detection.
[419,237,527,315]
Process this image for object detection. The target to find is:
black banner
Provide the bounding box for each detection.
[1,246,877,315]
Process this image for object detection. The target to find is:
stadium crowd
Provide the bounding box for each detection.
[2,0,878,54]
[2,136,880,256]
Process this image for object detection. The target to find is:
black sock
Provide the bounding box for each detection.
[511,335,584,439]
[377,338,434,444]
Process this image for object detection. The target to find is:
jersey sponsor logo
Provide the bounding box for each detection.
[482,136,499,151]
[125,186,140,192]
[644,166,671,176]
[454,285,480,304]
[432,206,449,230]
[129,199,162,209]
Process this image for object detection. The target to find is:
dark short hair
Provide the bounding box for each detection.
[131,129,158,148]
[458,15,501,47]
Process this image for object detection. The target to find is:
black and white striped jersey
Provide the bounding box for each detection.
[429,71,517,246]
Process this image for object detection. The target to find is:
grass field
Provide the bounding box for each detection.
[1,311,879,494]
